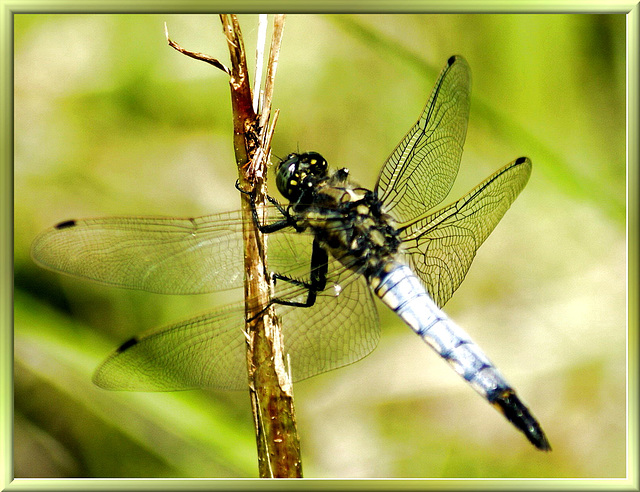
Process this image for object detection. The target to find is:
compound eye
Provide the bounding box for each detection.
[276,153,302,199]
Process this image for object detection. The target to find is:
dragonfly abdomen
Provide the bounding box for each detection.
[370,261,551,450]
[370,262,509,396]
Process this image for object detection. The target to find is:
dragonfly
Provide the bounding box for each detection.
[31,55,550,451]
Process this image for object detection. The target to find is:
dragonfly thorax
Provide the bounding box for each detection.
[289,166,403,279]
[276,152,328,201]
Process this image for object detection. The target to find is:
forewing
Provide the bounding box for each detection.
[31,206,315,295]
[400,157,532,308]
[31,212,246,294]
[375,56,471,225]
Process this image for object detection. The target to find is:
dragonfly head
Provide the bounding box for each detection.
[276,152,328,201]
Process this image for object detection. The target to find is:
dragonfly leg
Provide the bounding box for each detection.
[244,238,329,322]
[271,238,328,309]
[244,242,329,323]
[245,237,327,317]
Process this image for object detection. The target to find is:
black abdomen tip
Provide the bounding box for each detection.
[491,390,551,451]
[55,219,77,230]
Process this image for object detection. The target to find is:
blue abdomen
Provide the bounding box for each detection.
[370,260,510,400]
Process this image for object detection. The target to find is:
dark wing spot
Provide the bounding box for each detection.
[516,156,527,164]
[447,55,457,65]
[55,219,77,229]
[116,337,139,353]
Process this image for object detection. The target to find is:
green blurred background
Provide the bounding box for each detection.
[13,14,626,478]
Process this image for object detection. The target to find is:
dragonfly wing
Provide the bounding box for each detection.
[278,263,380,382]
[400,157,532,308]
[93,302,248,391]
[31,206,316,295]
[31,211,246,294]
[93,262,379,390]
[375,56,471,225]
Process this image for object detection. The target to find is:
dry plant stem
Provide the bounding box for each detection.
[164,23,230,74]
[259,14,285,132]
[167,14,301,478]
[219,14,302,478]
[252,14,268,112]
